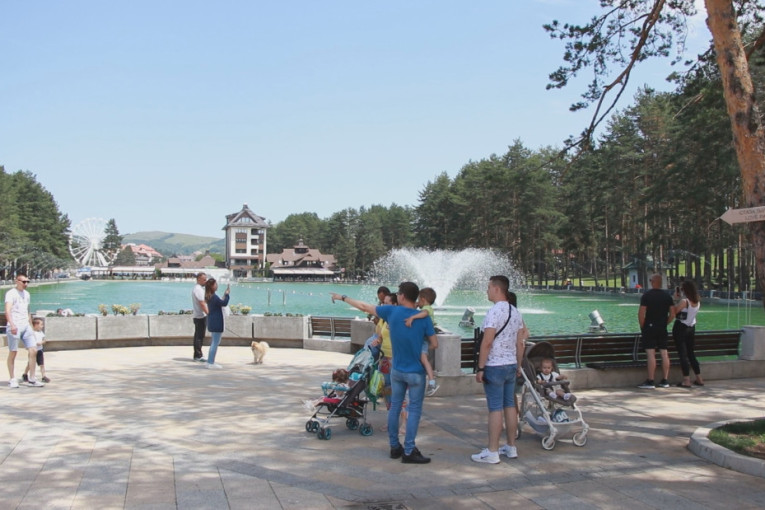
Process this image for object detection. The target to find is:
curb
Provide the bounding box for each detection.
[688,417,765,478]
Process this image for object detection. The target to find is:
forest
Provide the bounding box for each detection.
[268,45,764,293]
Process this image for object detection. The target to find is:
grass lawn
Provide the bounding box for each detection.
[709,419,765,460]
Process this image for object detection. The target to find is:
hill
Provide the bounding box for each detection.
[123,231,225,257]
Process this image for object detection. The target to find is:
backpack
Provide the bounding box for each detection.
[366,369,385,409]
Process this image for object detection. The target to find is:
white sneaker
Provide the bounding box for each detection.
[471,448,500,464]
[9,378,19,388]
[498,444,518,458]
[206,363,223,369]
[27,379,45,387]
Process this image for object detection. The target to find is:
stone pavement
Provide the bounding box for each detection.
[1,345,765,510]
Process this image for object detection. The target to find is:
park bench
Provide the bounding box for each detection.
[0,313,6,334]
[583,329,742,369]
[461,329,742,371]
[309,316,353,339]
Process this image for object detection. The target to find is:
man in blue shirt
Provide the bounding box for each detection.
[331,282,437,464]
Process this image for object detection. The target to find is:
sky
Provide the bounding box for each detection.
[1,1,711,239]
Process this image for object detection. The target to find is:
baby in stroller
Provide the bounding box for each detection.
[536,357,576,404]
[304,368,351,410]
[303,347,378,440]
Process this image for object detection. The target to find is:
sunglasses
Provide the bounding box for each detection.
[18,280,29,284]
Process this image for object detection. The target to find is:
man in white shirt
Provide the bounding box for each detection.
[5,274,43,387]
[191,273,209,362]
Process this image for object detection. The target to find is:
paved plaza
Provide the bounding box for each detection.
[1,345,765,509]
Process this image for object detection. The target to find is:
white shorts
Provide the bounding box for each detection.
[7,324,36,351]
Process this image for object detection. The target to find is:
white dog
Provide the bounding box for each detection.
[251,340,270,364]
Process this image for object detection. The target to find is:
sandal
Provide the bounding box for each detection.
[693,381,705,386]
[676,382,692,388]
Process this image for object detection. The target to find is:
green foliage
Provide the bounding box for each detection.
[709,419,765,458]
[102,219,122,263]
[0,167,72,278]
[114,246,137,266]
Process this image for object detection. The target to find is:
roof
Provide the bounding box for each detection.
[223,203,269,229]
[272,268,335,275]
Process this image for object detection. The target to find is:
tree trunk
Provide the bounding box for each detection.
[705,0,765,306]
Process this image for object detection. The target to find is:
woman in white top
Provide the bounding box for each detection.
[672,280,704,387]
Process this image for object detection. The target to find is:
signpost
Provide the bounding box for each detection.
[720,206,765,225]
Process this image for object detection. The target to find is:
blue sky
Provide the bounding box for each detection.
[1,1,710,238]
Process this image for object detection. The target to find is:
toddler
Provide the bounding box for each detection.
[536,358,575,403]
[23,318,50,384]
[404,287,439,396]
[304,368,351,411]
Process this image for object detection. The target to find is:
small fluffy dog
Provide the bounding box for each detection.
[251,340,270,364]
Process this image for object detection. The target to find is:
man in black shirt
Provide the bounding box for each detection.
[637,274,676,388]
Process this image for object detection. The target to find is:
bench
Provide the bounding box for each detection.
[460,329,742,371]
[0,313,6,334]
[584,330,742,369]
[309,316,352,339]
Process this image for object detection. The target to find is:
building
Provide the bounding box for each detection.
[223,204,269,279]
[123,243,163,266]
[266,239,337,281]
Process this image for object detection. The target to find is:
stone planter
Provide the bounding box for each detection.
[43,316,97,350]
[97,315,150,343]
[253,315,307,347]
[224,315,254,345]
[148,314,201,345]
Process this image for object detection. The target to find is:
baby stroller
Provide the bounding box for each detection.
[518,341,589,450]
[304,346,381,440]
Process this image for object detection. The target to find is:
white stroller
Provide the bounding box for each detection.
[518,341,589,450]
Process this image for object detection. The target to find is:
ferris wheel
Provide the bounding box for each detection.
[68,217,117,267]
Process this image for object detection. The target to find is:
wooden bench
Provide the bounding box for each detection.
[460,329,742,371]
[309,316,353,339]
[0,313,6,334]
[584,330,741,369]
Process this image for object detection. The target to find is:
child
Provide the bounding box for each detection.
[23,318,50,384]
[536,358,575,403]
[404,287,439,396]
[303,368,350,411]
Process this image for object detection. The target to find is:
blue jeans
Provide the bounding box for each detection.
[482,364,517,412]
[388,368,426,454]
[208,332,222,364]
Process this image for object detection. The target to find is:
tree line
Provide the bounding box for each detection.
[269,47,764,292]
[0,168,71,279]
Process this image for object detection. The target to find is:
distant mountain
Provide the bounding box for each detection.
[123,231,225,257]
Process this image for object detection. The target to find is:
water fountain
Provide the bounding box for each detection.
[370,248,518,305]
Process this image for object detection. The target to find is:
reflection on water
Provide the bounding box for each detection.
[6,280,763,336]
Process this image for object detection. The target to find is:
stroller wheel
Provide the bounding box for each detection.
[317,427,332,440]
[573,431,587,447]
[305,420,314,433]
[359,423,373,436]
[346,418,359,430]
[542,434,555,450]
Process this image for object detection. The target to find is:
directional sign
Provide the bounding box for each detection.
[720,206,765,225]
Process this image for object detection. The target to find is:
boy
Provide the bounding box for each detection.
[404,287,439,396]
[23,318,50,384]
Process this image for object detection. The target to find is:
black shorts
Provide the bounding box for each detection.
[641,324,668,350]
[36,349,45,366]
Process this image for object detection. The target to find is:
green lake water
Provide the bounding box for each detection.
[7,280,763,336]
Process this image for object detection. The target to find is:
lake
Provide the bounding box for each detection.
[7,280,763,336]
